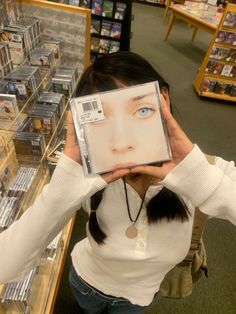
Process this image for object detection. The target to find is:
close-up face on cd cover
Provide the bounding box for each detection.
[70,81,172,175]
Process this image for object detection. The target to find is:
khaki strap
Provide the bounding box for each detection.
[184,154,216,262]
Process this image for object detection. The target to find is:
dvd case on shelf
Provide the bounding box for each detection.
[102,0,114,18]
[70,81,171,175]
[101,20,112,36]
[0,94,19,120]
[99,38,110,53]
[223,12,236,27]
[114,2,126,20]
[109,40,120,53]
[110,22,122,39]
[79,0,91,8]
[91,18,101,35]
[91,0,103,16]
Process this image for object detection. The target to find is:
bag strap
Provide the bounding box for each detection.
[183,154,216,262]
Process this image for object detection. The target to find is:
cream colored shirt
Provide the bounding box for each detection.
[1,145,236,306]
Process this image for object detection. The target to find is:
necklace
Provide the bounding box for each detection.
[123,177,148,239]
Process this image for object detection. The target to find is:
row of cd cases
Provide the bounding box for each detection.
[0,13,79,314]
[0,230,64,313]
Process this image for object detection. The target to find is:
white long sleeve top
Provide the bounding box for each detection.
[0,145,236,306]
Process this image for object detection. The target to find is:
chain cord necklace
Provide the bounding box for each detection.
[122,177,149,239]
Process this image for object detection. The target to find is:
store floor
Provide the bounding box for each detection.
[54,3,236,314]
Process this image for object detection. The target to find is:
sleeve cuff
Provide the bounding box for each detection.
[51,153,107,196]
[161,145,223,206]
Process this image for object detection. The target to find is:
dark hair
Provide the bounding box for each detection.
[76,51,169,97]
[76,52,189,245]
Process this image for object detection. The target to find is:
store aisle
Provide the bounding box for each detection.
[54,3,236,314]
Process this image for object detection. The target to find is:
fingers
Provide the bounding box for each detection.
[130,165,165,180]
[102,168,131,183]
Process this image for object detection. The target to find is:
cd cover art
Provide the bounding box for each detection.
[70,81,172,175]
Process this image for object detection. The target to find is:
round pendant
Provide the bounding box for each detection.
[125,224,138,239]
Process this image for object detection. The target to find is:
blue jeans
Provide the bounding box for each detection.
[69,265,157,314]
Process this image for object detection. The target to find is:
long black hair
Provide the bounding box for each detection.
[76,52,190,244]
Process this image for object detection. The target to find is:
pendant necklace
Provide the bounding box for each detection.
[123,177,148,239]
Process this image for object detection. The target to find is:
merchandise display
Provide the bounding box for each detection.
[4,65,42,107]
[0,0,235,312]
[0,0,90,312]
[0,267,38,312]
[54,0,131,61]
[0,17,40,65]
[194,3,236,101]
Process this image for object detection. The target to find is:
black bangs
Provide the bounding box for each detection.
[76,51,170,97]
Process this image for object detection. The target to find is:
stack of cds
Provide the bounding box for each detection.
[0,17,40,65]
[13,132,46,160]
[0,166,37,231]
[0,196,19,232]
[37,91,66,117]
[52,66,78,97]
[4,65,41,107]
[0,94,19,120]
[28,104,59,143]
[0,267,38,311]
[29,47,55,68]
[7,166,37,200]
[42,39,61,60]
[0,42,13,79]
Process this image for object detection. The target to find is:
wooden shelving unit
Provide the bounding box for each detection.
[194,3,236,102]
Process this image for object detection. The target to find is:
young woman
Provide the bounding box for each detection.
[0,52,236,314]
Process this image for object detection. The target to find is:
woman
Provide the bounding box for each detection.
[0,52,236,314]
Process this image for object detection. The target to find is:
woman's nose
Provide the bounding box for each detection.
[112,144,134,154]
[110,121,135,154]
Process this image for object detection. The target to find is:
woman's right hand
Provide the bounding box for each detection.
[64,111,81,163]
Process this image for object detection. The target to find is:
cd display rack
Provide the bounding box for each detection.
[0,0,90,313]
[60,0,132,62]
[194,3,236,102]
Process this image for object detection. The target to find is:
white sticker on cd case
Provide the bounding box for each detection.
[76,95,105,124]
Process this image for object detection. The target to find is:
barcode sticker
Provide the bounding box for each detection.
[76,95,104,124]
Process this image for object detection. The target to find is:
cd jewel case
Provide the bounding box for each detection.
[70,81,172,175]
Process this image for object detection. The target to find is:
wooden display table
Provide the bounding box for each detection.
[164,2,222,41]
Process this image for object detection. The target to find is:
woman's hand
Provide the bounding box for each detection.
[64,111,81,163]
[130,106,194,180]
